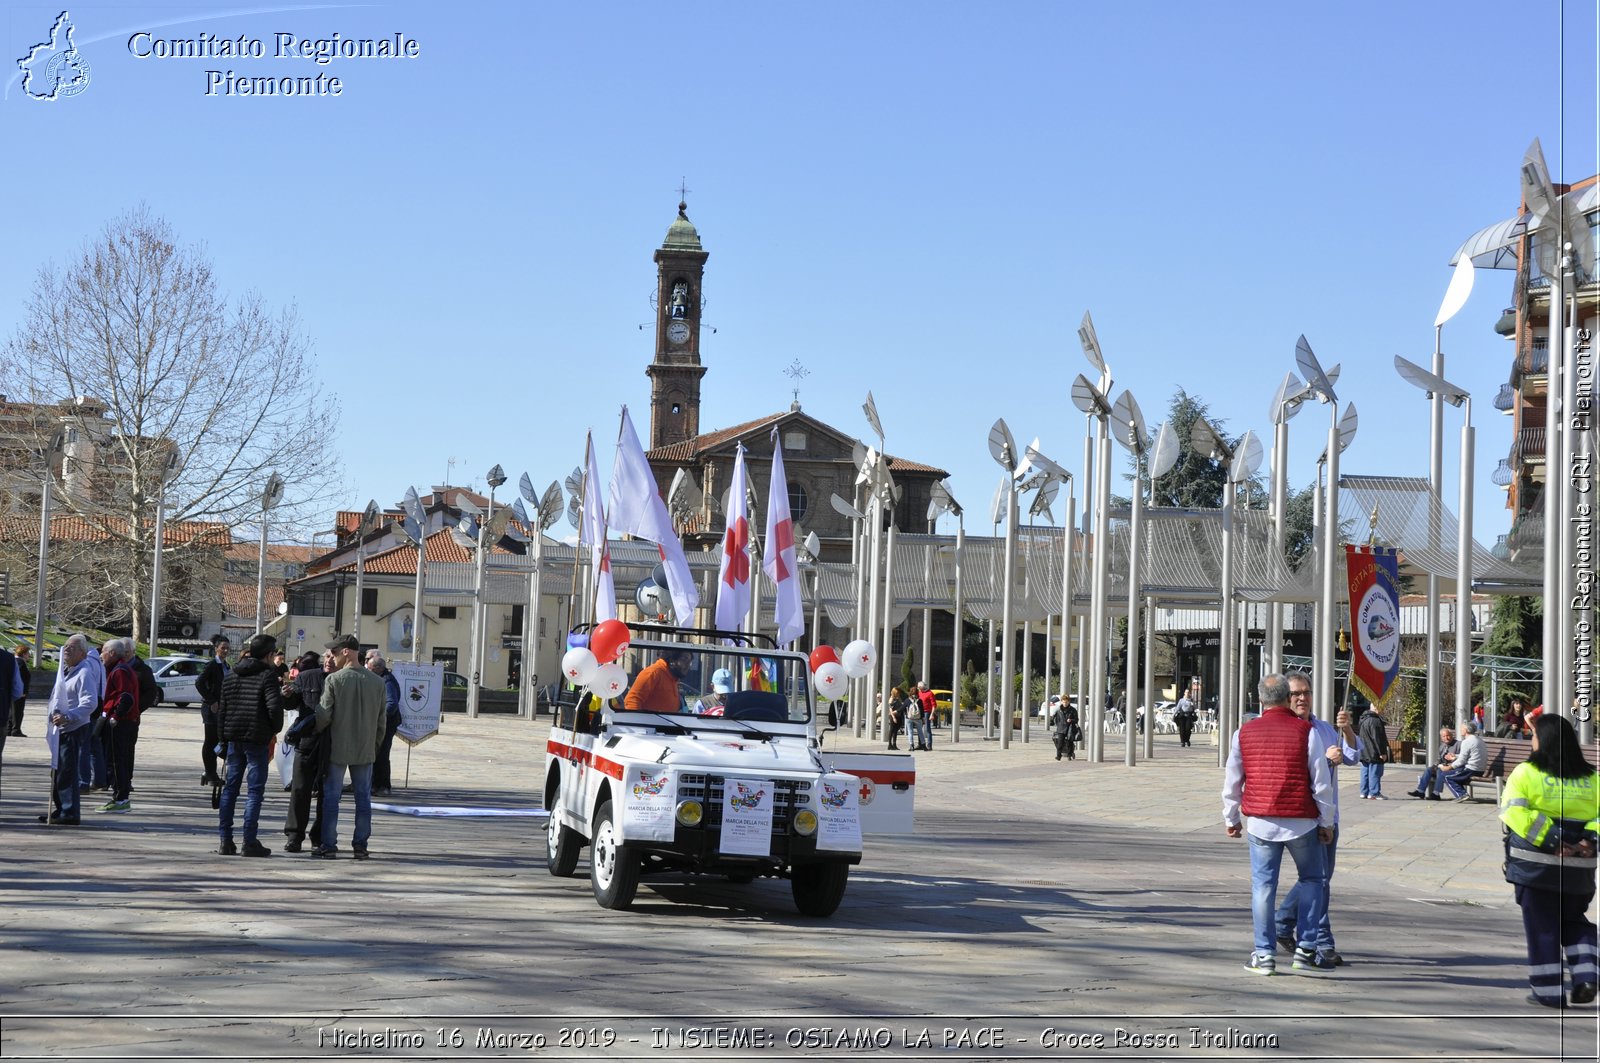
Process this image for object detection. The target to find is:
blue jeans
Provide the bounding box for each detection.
[322,761,374,852]
[52,725,85,819]
[218,740,269,845]
[1359,762,1385,797]
[1276,824,1338,951]
[918,715,933,749]
[1248,828,1327,955]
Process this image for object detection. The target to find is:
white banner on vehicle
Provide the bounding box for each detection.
[816,774,863,852]
[720,777,775,856]
[393,661,443,744]
[622,765,675,842]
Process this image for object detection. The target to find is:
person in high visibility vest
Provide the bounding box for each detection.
[1499,714,1599,1008]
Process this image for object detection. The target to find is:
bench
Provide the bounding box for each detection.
[1464,735,1600,802]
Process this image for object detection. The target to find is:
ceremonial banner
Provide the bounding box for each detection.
[1345,545,1401,706]
[393,660,444,744]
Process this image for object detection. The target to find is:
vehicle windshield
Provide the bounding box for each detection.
[614,640,812,724]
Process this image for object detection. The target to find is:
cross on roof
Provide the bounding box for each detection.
[784,359,809,405]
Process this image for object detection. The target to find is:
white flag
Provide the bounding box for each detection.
[579,433,617,621]
[608,407,700,624]
[715,443,752,632]
[763,430,805,647]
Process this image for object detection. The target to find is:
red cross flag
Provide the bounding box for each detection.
[607,407,700,625]
[715,442,752,632]
[763,428,805,647]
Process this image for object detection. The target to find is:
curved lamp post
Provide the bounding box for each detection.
[255,472,285,634]
[467,463,508,719]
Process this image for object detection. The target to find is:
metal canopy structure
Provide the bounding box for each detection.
[1336,475,1541,593]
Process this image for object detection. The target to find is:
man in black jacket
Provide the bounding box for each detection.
[215,634,283,857]
[195,635,230,787]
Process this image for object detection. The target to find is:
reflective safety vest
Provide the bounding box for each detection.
[1500,762,1600,893]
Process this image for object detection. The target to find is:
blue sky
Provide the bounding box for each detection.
[3,1,1596,546]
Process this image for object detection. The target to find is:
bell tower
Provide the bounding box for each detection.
[646,199,709,450]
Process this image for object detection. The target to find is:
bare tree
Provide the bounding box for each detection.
[1,207,342,641]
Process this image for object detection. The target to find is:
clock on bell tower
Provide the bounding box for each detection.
[646,199,710,450]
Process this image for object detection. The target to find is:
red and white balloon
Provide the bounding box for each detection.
[590,661,630,699]
[589,619,631,664]
[812,661,848,701]
[561,646,598,686]
[840,639,876,679]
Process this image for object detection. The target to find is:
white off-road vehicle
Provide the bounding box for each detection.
[543,624,913,916]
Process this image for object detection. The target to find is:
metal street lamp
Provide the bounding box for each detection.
[148,448,184,660]
[1072,311,1115,759]
[1267,364,1339,673]
[32,429,65,668]
[255,471,285,634]
[1110,396,1178,767]
[352,499,381,641]
[987,419,1025,748]
[927,480,964,743]
[518,474,564,720]
[397,486,429,663]
[830,489,867,736]
[1395,354,1474,755]
[467,463,508,719]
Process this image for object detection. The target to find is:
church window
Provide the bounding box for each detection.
[788,482,808,522]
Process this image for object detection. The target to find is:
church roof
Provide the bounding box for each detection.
[662,202,702,251]
[645,409,947,476]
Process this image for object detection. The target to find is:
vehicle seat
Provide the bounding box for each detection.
[721,690,788,723]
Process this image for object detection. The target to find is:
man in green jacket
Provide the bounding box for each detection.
[314,634,387,859]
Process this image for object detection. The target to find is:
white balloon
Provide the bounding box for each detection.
[561,647,598,686]
[590,661,629,699]
[813,661,847,701]
[840,639,876,679]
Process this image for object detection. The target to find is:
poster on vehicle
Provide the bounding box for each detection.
[719,777,775,856]
[815,775,863,852]
[621,765,675,842]
[392,661,444,744]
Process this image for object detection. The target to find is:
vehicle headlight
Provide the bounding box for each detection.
[793,809,818,836]
[675,800,703,827]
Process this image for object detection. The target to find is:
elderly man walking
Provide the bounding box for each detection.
[40,635,99,825]
[365,650,402,796]
[315,635,387,860]
[1222,672,1337,976]
[1273,671,1359,966]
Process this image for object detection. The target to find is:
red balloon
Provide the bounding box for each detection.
[809,646,839,673]
[590,619,632,664]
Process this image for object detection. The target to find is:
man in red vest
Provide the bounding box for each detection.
[1222,673,1336,976]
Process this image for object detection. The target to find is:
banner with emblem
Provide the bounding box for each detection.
[719,777,775,856]
[816,774,863,852]
[1345,545,1400,706]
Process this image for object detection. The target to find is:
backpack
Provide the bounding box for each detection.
[132,656,162,711]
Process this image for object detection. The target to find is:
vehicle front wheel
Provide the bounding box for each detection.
[546,790,582,877]
[589,800,640,909]
[790,862,849,917]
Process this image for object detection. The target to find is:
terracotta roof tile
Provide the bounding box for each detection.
[301,529,518,580]
[0,514,231,546]
[225,542,318,563]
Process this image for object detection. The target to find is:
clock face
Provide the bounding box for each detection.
[666,320,690,345]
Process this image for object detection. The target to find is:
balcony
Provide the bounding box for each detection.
[1492,458,1513,487]
[1494,307,1517,336]
[1511,425,1546,463]
[1494,382,1515,412]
